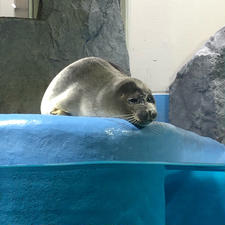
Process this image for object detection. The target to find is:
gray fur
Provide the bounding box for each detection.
[41,57,157,128]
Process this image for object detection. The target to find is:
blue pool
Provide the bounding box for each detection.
[0,94,224,225]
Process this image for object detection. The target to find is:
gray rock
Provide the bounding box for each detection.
[0,0,129,113]
[170,26,225,144]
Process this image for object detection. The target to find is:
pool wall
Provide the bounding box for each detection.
[0,164,165,225]
[154,94,225,225]
[0,94,224,225]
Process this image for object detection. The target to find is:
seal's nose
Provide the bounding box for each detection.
[137,109,157,123]
[150,110,157,120]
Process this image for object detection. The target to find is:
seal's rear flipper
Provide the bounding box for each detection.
[50,108,71,116]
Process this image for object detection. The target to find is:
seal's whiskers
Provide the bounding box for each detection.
[112,114,134,118]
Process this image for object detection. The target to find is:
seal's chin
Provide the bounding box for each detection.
[133,110,157,129]
[133,120,153,129]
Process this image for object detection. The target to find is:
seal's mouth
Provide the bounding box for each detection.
[114,109,157,129]
[133,110,157,129]
[133,120,153,129]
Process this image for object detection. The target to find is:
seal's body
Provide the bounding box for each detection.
[41,57,157,128]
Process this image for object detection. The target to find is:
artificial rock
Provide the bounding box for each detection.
[0,0,129,113]
[170,26,225,144]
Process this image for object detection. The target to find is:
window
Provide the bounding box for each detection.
[0,0,39,19]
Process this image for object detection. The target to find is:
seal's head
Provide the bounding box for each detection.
[105,78,157,128]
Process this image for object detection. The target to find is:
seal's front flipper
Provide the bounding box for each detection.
[50,108,71,116]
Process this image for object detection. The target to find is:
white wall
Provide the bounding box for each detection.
[125,0,225,92]
[0,0,15,17]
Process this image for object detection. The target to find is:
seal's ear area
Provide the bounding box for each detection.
[116,80,138,94]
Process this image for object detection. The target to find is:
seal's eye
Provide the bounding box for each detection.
[128,98,139,104]
[147,95,155,104]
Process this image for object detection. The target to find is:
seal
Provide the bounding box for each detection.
[41,57,157,128]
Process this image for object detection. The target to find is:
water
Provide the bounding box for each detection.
[0,162,165,225]
[0,162,224,225]
[0,114,224,224]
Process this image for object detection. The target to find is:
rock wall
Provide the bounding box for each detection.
[0,0,129,113]
[169,26,225,144]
